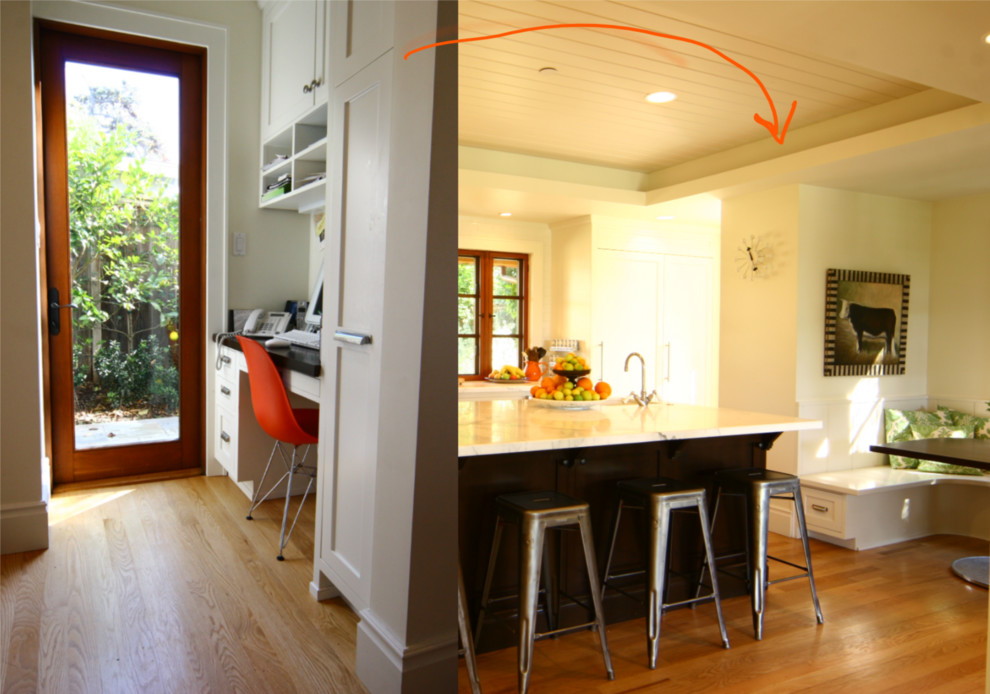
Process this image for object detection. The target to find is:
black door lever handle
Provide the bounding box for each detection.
[47,287,77,336]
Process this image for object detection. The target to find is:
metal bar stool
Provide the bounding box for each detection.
[458,561,482,694]
[601,478,729,669]
[701,468,824,640]
[475,490,614,693]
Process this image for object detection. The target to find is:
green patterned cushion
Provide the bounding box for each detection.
[937,406,990,440]
[884,408,941,469]
[912,424,984,475]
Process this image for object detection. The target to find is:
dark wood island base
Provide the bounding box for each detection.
[459,432,786,653]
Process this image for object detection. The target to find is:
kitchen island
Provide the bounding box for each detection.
[459,398,822,652]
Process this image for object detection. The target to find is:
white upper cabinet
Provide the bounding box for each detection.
[260,0,329,141]
[329,0,394,87]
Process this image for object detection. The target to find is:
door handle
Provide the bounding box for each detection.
[47,287,77,336]
[333,329,372,345]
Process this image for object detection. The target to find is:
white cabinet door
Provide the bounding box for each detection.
[595,251,663,400]
[315,54,393,610]
[329,0,394,87]
[660,254,714,405]
[261,0,327,139]
[595,250,714,406]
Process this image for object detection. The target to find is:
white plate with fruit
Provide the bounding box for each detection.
[526,357,613,410]
[485,364,530,383]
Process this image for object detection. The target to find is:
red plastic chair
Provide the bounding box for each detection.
[237,335,319,560]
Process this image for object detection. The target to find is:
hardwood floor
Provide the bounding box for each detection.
[460,533,988,693]
[1,475,366,694]
[3,478,987,693]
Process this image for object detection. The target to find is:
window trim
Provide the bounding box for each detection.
[458,249,529,380]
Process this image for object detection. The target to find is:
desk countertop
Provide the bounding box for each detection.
[218,334,321,378]
[458,399,821,457]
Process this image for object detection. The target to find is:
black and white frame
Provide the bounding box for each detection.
[824,268,910,376]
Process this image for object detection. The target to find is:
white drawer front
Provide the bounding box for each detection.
[214,405,238,476]
[216,374,237,410]
[804,489,844,534]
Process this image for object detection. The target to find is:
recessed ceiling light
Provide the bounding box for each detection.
[646,91,677,104]
[539,67,557,75]
[499,211,513,217]
[984,32,990,45]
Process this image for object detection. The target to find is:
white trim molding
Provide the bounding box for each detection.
[1,500,49,554]
[356,608,457,694]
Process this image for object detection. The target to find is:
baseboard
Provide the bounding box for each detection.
[356,607,456,693]
[1,499,49,554]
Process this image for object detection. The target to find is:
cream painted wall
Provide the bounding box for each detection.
[928,192,990,402]
[795,187,932,475]
[111,0,311,312]
[1,0,50,554]
[720,186,801,474]
[458,215,551,347]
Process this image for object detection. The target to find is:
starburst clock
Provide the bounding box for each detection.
[735,235,772,280]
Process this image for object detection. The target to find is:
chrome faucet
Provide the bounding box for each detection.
[623,352,657,406]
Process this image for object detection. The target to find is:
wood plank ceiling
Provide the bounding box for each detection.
[458,0,928,174]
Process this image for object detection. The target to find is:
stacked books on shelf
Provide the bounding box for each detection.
[262,173,291,201]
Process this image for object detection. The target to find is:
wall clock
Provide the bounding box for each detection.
[735,235,772,280]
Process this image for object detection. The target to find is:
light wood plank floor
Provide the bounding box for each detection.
[1,475,367,694]
[460,533,988,693]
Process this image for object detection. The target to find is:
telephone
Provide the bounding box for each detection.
[242,309,291,337]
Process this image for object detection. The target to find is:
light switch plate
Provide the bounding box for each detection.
[232,232,246,256]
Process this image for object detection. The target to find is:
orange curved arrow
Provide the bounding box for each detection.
[404,23,797,144]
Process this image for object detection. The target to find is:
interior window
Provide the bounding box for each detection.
[458,250,528,378]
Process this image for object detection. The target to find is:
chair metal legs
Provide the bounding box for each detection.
[245,440,316,560]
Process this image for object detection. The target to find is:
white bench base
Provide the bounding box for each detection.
[799,466,990,550]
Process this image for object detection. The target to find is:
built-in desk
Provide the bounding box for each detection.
[213,336,321,498]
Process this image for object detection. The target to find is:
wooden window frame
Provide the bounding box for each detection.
[458,250,529,380]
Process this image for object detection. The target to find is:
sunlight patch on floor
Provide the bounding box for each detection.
[49,488,134,526]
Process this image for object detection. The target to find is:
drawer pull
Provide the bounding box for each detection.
[811,503,830,513]
[220,431,231,443]
[220,385,231,396]
[221,355,232,364]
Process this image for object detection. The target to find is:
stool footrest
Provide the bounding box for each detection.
[535,620,599,641]
[766,555,810,573]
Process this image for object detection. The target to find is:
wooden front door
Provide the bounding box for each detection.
[39,22,205,484]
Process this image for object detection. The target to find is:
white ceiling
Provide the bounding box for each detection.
[458,1,990,224]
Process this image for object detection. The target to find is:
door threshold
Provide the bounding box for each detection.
[54,467,202,494]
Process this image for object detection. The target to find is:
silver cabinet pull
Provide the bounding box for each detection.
[333,329,372,345]
[220,385,231,396]
[220,431,231,443]
[811,503,829,513]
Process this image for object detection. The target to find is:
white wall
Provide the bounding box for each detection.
[1,0,49,554]
[720,185,801,474]
[458,215,551,346]
[928,192,990,406]
[117,0,312,312]
[795,186,932,475]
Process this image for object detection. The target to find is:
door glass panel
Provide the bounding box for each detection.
[492,337,519,370]
[492,298,520,336]
[65,62,180,449]
[458,255,478,294]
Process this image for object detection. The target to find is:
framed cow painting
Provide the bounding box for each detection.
[824,268,910,376]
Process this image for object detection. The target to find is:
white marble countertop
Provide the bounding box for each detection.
[458,380,533,400]
[459,399,822,457]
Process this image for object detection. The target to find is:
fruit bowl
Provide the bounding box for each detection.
[552,368,591,384]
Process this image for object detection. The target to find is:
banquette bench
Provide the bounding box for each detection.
[800,466,990,550]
